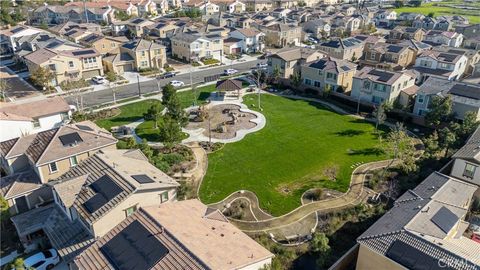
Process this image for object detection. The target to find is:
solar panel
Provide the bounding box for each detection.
[340,65,351,71]
[131,18,144,24]
[76,124,94,131]
[437,53,457,63]
[11,26,25,34]
[431,206,458,234]
[90,175,123,201]
[59,132,83,146]
[368,70,394,82]
[131,175,155,184]
[100,220,169,270]
[83,193,108,213]
[449,84,480,100]
[387,45,402,53]
[72,50,96,56]
[386,240,447,270]
[46,41,62,48]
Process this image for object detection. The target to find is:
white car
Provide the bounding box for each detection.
[169,80,185,87]
[21,249,60,270]
[92,76,106,84]
[256,62,268,69]
[224,69,238,75]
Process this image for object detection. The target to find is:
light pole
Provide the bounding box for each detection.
[356,90,363,115]
[255,68,262,110]
[110,82,117,104]
[137,74,141,97]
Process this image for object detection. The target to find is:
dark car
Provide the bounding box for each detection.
[160,72,176,79]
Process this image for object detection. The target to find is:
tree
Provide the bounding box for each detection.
[144,103,163,129]
[0,78,8,101]
[105,71,117,82]
[427,12,435,18]
[30,66,54,90]
[115,10,131,21]
[424,95,453,129]
[162,84,188,127]
[159,115,183,149]
[423,130,440,159]
[161,83,176,106]
[1,196,9,230]
[439,127,456,158]
[372,103,387,133]
[290,71,301,87]
[409,0,422,7]
[126,137,137,149]
[271,65,281,84]
[310,233,331,267]
[139,139,154,161]
[323,84,332,98]
[394,0,404,8]
[384,123,417,174]
[457,111,479,141]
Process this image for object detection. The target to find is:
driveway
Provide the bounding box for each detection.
[0,66,41,101]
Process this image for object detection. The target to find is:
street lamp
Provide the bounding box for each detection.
[137,74,141,97]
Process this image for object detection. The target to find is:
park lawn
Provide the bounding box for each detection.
[199,94,389,216]
[394,3,480,23]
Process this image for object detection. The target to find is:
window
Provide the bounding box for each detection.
[33,118,40,128]
[304,78,312,85]
[125,205,137,217]
[160,191,169,203]
[314,81,321,87]
[68,61,74,68]
[463,163,476,179]
[49,162,58,173]
[70,156,78,167]
[326,72,337,81]
[363,81,371,89]
[140,61,148,66]
[370,52,376,60]
[418,94,424,104]
[141,51,146,57]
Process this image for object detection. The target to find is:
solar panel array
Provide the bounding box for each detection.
[59,132,83,146]
[11,26,26,34]
[131,175,155,184]
[72,50,96,56]
[386,240,448,270]
[76,124,94,131]
[387,45,402,53]
[83,175,123,214]
[340,65,351,71]
[83,34,101,43]
[437,53,457,63]
[100,220,169,270]
[131,18,145,24]
[368,70,394,82]
[430,206,458,234]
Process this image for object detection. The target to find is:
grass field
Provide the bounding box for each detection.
[395,2,480,23]
[199,95,388,216]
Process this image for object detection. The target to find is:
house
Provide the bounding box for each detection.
[413,49,468,82]
[0,121,117,182]
[423,30,464,48]
[31,5,114,25]
[435,46,480,77]
[103,39,166,73]
[464,36,480,50]
[455,23,480,39]
[228,28,265,53]
[301,56,357,93]
[132,0,158,16]
[146,21,179,39]
[351,67,417,105]
[397,12,424,22]
[228,0,246,13]
[9,148,179,262]
[303,19,331,39]
[0,97,71,142]
[24,48,104,86]
[413,77,480,121]
[360,43,417,71]
[74,199,274,270]
[0,25,44,54]
[450,126,480,185]
[356,172,479,270]
[398,39,432,56]
[267,47,325,79]
[317,37,364,61]
[66,1,139,17]
[272,8,291,18]
[49,22,102,38]
[388,26,425,43]
[78,34,128,55]
[373,10,397,28]
[184,0,220,15]
[170,32,223,62]
[412,16,438,30]
[13,33,84,61]
[223,37,243,54]
[260,23,302,47]
[125,17,155,37]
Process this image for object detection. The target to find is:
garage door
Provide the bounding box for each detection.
[232,47,241,54]
[119,64,134,73]
[82,69,101,79]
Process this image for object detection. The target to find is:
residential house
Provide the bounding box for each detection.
[423,30,464,48]
[146,21,179,38]
[288,9,311,23]
[413,77,480,121]
[388,26,426,43]
[170,31,223,62]
[184,0,220,15]
[66,1,139,17]
[228,0,246,13]
[303,19,331,39]
[24,48,104,86]
[433,16,454,31]
[74,199,274,270]
[435,46,480,77]
[132,0,158,16]
[49,22,102,43]
[125,17,155,37]
[397,12,424,22]
[317,37,364,61]
[0,121,116,182]
[351,66,417,105]
[78,34,128,55]
[0,97,71,142]
[450,126,480,185]
[398,39,432,56]
[360,43,417,71]
[464,36,480,51]
[103,39,166,73]
[373,10,397,28]
[455,23,480,39]
[13,33,84,61]
[413,49,468,82]
[0,25,44,54]
[228,28,265,53]
[223,37,243,54]
[260,23,302,47]
[301,56,357,93]
[356,172,479,270]
[31,5,114,25]
[272,8,291,18]
[267,46,325,79]
[412,16,438,30]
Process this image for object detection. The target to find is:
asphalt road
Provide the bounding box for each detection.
[65,59,262,108]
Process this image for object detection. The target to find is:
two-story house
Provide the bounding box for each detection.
[0,97,71,142]
[228,28,265,53]
[24,48,104,86]
[413,77,480,120]
[360,43,417,71]
[125,17,155,37]
[228,0,246,13]
[32,4,114,25]
[388,26,426,43]
[351,66,416,105]
[260,23,302,48]
[373,10,397,28]
[413,50,468,82]
[450,126,480,185]
[103,39,167,73]
[318,37,364,61]
[267,47,325,80]
[412,16,438,30]
[0,25,45,54]
[78,34,128,55]
[302,19,331,39]
[170,32,224,62]
[423,30,464,48]
[301,56,357,93]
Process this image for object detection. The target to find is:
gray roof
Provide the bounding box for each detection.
[452,126,480,165]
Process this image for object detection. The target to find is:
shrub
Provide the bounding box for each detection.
[310,188,323,200]
[191,61,201,67]
[59,79,90,91]
[201,58,220,65]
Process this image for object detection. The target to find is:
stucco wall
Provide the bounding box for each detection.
[356,245,407,270]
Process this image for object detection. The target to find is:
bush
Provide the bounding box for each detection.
[310,188,323,200]
[191,61,201,67]
[162,153,184,166]
[201,58,220,65]
[59,79,90,91]
[164,64,174,72]
[138,67,159,75]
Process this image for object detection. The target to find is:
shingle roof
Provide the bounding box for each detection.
[307,56,356,73]
[216,79,243,91]
[23,48,58,65]
[122,39,165,51]
[452,126,480,166]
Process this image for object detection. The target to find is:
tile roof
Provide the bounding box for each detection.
[235,28,261,37]
[354,66,409,85]
[307,56,356,73]
[0,170,42,199]
[0,97,70,120]
[122,39,165,51]
[270,46,322,62]
[0,138,18,157]
[52,175,89,208]
[23,48,58,65]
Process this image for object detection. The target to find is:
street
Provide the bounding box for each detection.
[65,59,262,108]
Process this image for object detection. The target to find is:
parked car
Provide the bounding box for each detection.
[256,62,268,69]
[92,76,106,84]
[308,37,318,44]
[170,80,185,87]
[159,72,176,79]
[224,69,238,75]
[20,249,60,270]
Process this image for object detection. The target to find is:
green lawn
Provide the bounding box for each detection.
[199,95,388,216]
[395,2,480,23]
[95,99,161,131]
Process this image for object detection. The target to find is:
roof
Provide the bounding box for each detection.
[452,126,480,168]
[0,97,70,120]
[418,50,462,63]
[358,172,480,269]
[307,56,356,73]
[234,28,261,37]
[51,149,179,225]
[216,79,243,91]
[122,39,165,51]
[270,46,322,62]
[320,37,363,49]
[0,170,42,200]
[23,48,58,65]
[354,66,411,85]
[75,200,274,270]
[52,175,89,208]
